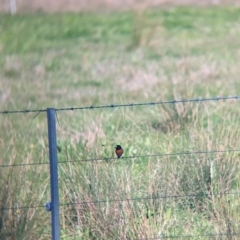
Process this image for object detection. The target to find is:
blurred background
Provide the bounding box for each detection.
[1,0,240,13]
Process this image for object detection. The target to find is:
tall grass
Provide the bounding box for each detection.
[1,5,240,239]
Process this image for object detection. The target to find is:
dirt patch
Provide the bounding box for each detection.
[1,0,239,13]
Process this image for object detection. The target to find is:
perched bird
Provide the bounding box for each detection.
[115,145,124,159]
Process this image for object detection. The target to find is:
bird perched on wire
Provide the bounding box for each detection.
[115,145,124,159]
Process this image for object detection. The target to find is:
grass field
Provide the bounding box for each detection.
[1,5,240,239]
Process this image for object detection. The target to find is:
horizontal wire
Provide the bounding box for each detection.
[0,109,46,115]
[2,191,239,211]
[1,148,239,168]
[59,191,239,207]
[1,95,240,115]
[139,232,240,240]
[54,95,240,111]
[58,148,240,164]
[2,204,45,211]
[0,161,49,168]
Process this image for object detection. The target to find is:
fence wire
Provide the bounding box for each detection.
[0,148,239,168]
[138,232,240,239]
[2,191,239,211]
[1,95,240,115]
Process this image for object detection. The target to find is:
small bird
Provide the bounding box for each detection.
[115,145,124,159]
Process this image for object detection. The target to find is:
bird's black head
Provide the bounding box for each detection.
[115,145,122,150]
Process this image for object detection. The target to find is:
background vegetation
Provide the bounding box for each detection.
[1,5,240,239]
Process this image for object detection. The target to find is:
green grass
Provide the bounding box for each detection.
[1,5,240,239]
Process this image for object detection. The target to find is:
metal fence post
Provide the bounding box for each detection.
[47,108,60,240]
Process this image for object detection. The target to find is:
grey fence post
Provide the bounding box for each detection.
[9,0,17,14]
[47,108,60,240]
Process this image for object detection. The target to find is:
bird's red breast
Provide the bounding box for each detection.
[115,145,123,158]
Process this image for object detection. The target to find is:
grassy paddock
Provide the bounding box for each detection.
[1,6,240,239]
